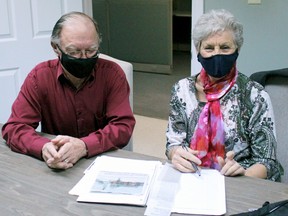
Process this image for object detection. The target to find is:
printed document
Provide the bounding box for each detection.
[69,155,162,206]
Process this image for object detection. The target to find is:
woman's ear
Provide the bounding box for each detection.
[196,43,201,54]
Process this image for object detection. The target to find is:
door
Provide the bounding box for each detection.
[93,0,173,74]
[0,0,89,123]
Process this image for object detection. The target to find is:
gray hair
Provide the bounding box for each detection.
[192,9,243,51]
[50,11,101,46]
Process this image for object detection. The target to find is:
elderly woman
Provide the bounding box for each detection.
[166,9,282,181]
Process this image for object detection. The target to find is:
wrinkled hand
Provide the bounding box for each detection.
[169,146,201,173]
[217,151,246,176]
[42,135,87,169]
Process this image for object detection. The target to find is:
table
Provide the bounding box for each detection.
[1,125,288,216]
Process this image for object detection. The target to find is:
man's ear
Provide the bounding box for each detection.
[51,42,60,55]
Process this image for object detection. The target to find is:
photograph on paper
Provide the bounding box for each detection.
[90,171,149,195]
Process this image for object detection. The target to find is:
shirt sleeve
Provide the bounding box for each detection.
[2,71,50,159]
[2,61,136,159]
[165,81,189,158]
[241,85,283,181]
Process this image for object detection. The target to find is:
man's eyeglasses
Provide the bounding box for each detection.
[57,45,99,59]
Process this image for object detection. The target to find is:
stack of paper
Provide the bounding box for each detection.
[145,163,226,216]
[69,156,162,206]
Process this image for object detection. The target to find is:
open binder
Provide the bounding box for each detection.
[70,156,226,215]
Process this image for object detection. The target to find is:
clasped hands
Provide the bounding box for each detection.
[170,146,246,176]
[42,135,88,169]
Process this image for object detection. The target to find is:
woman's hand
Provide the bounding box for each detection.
[217,151,246,176]
[218,151,268,179]
[169,146,202,173]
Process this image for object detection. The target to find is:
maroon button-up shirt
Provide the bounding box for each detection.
[2,58,135,159]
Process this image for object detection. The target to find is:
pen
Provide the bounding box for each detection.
[182,145,201,176]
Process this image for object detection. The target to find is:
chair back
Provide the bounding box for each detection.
[99,54,134,151]
[251,68,288,183]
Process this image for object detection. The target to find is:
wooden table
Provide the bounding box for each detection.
[1,125,288,215]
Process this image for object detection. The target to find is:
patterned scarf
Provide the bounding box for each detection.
[190,66,238,170]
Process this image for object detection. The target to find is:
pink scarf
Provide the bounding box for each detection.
[190,67,238,170]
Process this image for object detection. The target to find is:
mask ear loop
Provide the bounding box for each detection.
[56,44,65,55]
[51,43,61,56]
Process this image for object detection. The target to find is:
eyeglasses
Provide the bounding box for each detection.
[57,45,99,59]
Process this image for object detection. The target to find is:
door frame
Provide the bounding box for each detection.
[83,0,93,16]
[191,0,204,75]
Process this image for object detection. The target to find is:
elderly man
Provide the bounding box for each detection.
[2,11,135,169]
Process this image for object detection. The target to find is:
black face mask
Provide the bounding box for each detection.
[197,50,239,78]
[59,50,99,79]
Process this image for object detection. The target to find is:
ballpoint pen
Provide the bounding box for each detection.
[182,145,201,176]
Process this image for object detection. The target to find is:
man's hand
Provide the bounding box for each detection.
[42,135,87,169]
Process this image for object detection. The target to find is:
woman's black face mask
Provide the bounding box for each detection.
[197,49,239,78]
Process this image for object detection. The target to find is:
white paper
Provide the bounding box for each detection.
[172,169,226,215]
[145,163,181,216]
[69,156,162,206]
